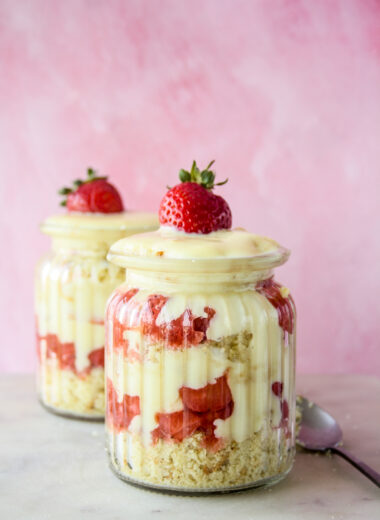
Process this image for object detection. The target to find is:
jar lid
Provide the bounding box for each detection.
[41,212,159,238]
[107,227,290,273]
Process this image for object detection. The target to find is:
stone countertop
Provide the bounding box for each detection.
[1,374,379,519]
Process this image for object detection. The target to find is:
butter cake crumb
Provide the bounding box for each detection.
[39,360,104,417]
[108,429,293,490]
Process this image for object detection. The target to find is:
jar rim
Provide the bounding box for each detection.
[40,212,158,237]
[107,246,290,273]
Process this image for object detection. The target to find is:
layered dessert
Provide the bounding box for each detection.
[35,168,158,418]
[105,161,296,491]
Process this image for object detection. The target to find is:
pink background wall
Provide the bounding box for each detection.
[0,0,379,374]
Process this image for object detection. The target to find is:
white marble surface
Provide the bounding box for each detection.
[0,374,379,519]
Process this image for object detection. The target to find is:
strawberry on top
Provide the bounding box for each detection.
[59,168,124,213]
[159,161,232,234]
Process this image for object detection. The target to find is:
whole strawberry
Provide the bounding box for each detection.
[59,168,124,213]
[159,161,232,234]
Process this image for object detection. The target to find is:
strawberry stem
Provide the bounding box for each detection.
[178,160,227,190]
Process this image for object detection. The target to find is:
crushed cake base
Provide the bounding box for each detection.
[108,428,294,490]
[38,360,105,418]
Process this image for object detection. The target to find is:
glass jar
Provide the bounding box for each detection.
[105,230,296,492]
[35,212,158,419]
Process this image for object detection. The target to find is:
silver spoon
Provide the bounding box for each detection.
[296,396,380,488]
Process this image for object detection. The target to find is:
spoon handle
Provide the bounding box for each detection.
[332,446,380,487]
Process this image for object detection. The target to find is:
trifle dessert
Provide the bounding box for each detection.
[35,168,158,419]
[105,161,296,492]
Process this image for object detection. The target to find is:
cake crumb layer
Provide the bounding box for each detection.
[38,360,105,417]
[108,428,293,490]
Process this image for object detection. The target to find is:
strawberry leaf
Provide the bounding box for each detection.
[179,169,191,183]
[58,187,72,195]
[206,159,215,170]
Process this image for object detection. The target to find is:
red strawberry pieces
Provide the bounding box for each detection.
[152,374,234,450]
[59,168,124,213]
[271,380,290,431]
[152,410,201,443]
[36,332,105,374]
[106,378,140,431]
[141,295,216,347]
[256,278,295,334]
[159,160,231,234]
[179,374,233,413]
[88,347,105,368]
[108,288,140,352]
[107,291,216,352]
[280,399,289,427]
[39,333,76,371]
[271,381,283,397]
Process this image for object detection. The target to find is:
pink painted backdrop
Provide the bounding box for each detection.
[0,0,379,374]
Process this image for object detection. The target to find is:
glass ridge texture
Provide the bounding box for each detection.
[105,253,296,492]
[35,214,158,419]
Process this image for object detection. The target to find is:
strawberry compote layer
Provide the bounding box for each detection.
[105,227,296,491]
[35,212,158,418]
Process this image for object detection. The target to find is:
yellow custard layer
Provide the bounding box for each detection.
[36,256,124,372]
[106,287,296,446]
[109,226,283,260]
[36,211,159,416]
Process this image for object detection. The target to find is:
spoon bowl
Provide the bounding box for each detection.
[297,396,342,451]
[296,396,380,488]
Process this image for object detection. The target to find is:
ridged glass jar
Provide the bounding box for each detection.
[105,244,296,492]
[35,212,158,419]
